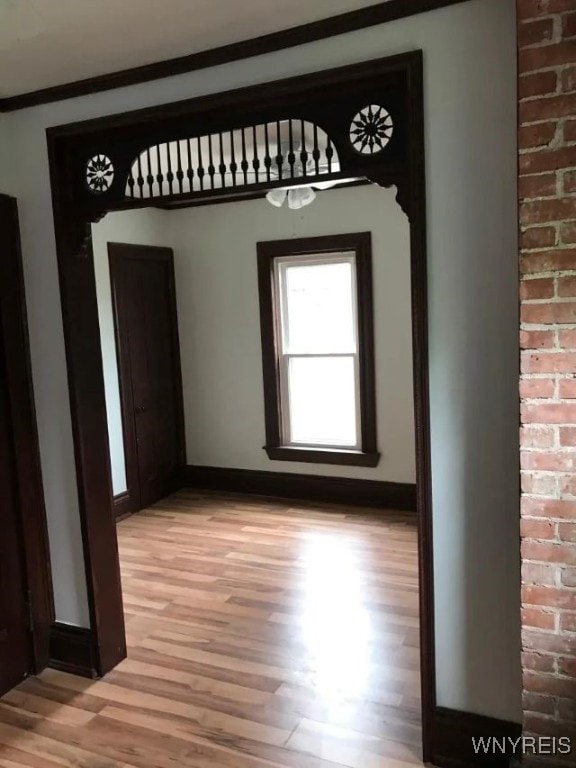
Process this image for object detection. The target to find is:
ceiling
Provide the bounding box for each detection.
[0,0,384,98]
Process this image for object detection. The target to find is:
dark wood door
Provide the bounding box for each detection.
[0,341,31,695]
[109,243,185,515]
[0,194,52,687]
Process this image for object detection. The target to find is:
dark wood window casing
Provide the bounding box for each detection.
[257,232,379,468]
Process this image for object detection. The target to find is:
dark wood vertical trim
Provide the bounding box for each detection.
[108,245,141,517]
[407,51,437,761]
[355,233,378,456]
[0,194,54,672]
[257,232,379,466]
[257,244,283,453]
[47,137,127,676]
[363,51,436,760]
[165,250,187,473]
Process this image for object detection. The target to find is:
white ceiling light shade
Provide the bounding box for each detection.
[266,188,288,207]
[266,186,317,209]
[288,187,317,209]
[265,177,361,210]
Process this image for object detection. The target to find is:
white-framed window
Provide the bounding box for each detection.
[257,233,379,467]
[274,252,361,450]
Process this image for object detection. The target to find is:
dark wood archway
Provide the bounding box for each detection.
[46,51,435,758]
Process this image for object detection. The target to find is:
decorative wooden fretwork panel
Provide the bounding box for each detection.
[350,105,394,155]
[125,120,340,200]
[50,52,419,258]
[86,154,115,193]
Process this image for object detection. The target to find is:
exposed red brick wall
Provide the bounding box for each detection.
[519,0,576,758]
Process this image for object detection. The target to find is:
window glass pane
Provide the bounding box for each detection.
[282,260,355,353]
[287,356,357,447]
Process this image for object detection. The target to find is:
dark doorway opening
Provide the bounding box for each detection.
[46,51,436,759]
[108,243,185,518]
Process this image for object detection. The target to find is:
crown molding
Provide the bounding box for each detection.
[0,0,467,113]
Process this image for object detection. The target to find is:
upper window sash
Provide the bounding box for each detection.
[274,252,359,357]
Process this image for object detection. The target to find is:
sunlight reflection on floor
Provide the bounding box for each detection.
[301,534,372,702]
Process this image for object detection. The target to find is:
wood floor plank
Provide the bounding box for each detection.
[285,718,420,768]
[0,691,96,727]
[0,490,422,767]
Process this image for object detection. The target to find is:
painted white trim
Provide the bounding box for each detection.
[273,251,361,450]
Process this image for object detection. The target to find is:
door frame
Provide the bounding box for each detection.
[0,194,54,673]
[46,52,437,757]
[108,242,186,517]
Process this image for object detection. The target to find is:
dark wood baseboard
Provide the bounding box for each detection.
[181,465,416,510]
[113,490,133,519]
[430,707,522,768]
[48,623,98,679]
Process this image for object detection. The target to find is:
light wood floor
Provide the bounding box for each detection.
[0,490,422,768]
